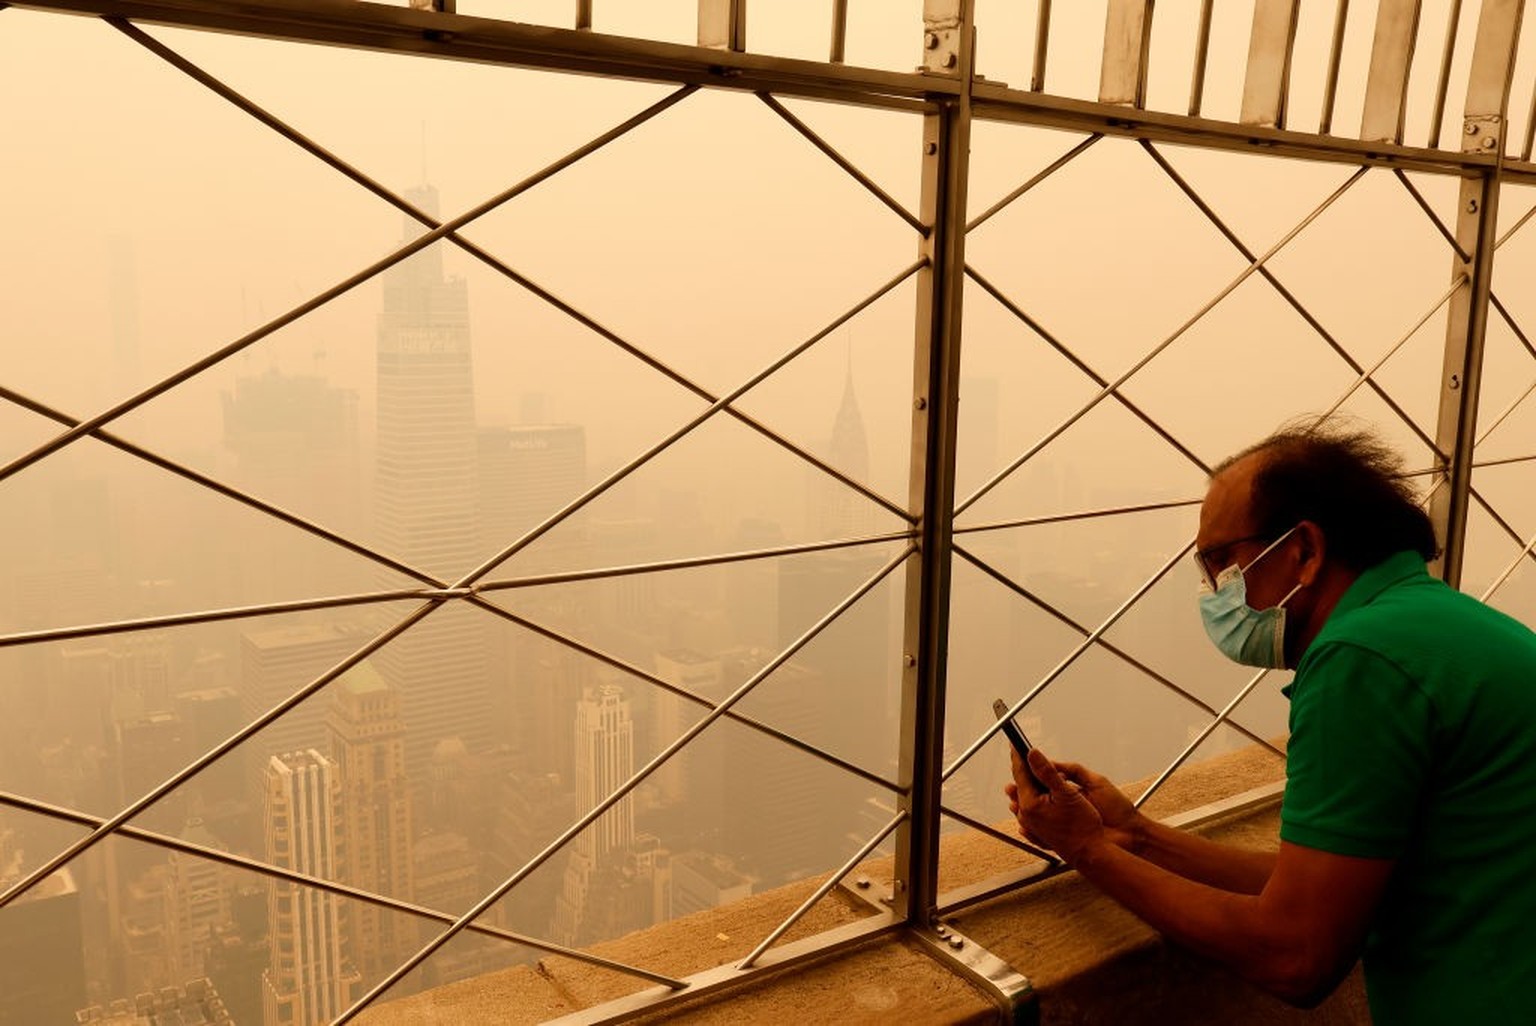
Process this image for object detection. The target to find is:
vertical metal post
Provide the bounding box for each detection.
[830,0,848,63]
[895,0,973,925]
[1430,0,1524,585]
[1100,0,1154,107]
[576,0,592,30]
[1360,0,1422,143]
[698,0,747,51]
[1241,0,1302,129]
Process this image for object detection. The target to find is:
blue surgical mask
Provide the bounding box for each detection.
[1197,527,1302,669]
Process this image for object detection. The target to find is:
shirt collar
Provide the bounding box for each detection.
[1281,550,1428,698]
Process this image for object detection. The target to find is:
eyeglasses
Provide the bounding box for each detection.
[1193,533,1272,591]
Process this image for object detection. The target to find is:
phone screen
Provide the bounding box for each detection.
[993,698,1048,793]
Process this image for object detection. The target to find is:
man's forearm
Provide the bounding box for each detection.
[1130,818,1276,894]
[1072,839,1321,1004]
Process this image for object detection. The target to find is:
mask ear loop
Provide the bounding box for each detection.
[1239,523,1301,575]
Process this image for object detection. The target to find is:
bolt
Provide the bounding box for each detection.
[894,880,907,893]
[948,936,965,950]
[1484,136,1498,149]
[925,141,938,155]
[1466,121,1480,135]
[1468,199,1480,213]
[915,396,928,410]
[942,52,958,69]
[855,876,871,890]
[880,893,894,905]
[904,653,917,667]
[925,31,940,49]
[934,924,949,937]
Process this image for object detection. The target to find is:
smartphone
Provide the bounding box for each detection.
[993,698,1048,794]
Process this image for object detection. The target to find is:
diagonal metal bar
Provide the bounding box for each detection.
[0,789,686,990]
[1494,199,1536,249]
[943,538,1196,782]
[0,600,441,910]
[956,165,1369,519]
[0,383,443,589]
[0,588,429,650]
[955,544,1284,758]
[940,803,1057,862]
[737,808,908,969]
[1319,273,1468,419]
[1478,523,1536,602]
[113,20,910,527]
[465,593,900,793]
[964,133,1101,234]
[331,545,913,1023]
[1134,666,1271,808]
[1471,486,1536,575]
[1491,294,1536,361]
[0,81,698,493]
[954,497,1203,538]
[758,91,927,234]
[1475,375,1536,445]
[1394,168,1472,261]
[451,258,925,589]
[965,265,1213,476]
[1144,145,1443,457]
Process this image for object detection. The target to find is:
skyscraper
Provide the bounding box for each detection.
[571,684,635,861]
[326,663,415,983]
[374,184,491,774]
[261,750,358,1026]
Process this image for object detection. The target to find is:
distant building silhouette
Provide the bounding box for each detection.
[374,183,492,775]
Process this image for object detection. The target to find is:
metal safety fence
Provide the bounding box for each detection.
[1,2,1535,1023]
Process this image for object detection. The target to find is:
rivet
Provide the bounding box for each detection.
[925,141,938,155]
[934,924,949,937]
[1466,121,1480,135]
[904,653,918,667]
[855,876,871,889]
[925,31,940,49]
[948,936,965,950]
[1468,199,1479,213]
[942,52,958,69]
[1483,136,1498,149]
[915,396,928,410]
[894,880,907,893]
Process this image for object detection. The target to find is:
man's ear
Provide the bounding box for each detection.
[1295,520,1326,586]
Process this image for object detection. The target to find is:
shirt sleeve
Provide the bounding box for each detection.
[1280,641,1434,859]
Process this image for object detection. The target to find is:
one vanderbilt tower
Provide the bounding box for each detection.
[374,184,492,775]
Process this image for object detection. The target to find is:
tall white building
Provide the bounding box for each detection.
[374,184,492,773]
[261,750,358,1026]
[572,683,635,860]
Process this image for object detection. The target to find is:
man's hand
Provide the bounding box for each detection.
[1004,752,1145,854]
[1006,747,1108,864]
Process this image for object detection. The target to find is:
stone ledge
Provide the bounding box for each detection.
[362,742,1370,1024]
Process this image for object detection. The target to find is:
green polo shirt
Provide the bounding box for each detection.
[1281,550,1536,1023]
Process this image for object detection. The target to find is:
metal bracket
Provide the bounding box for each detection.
[912,920,1038,1024]
[921,12,962,74]
[1463,114,1503,154]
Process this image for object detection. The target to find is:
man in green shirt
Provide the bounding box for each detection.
[1008,426,1536,1020]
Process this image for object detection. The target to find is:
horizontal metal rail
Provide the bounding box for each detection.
[954,497,1204,537]
[0,789,685,989]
